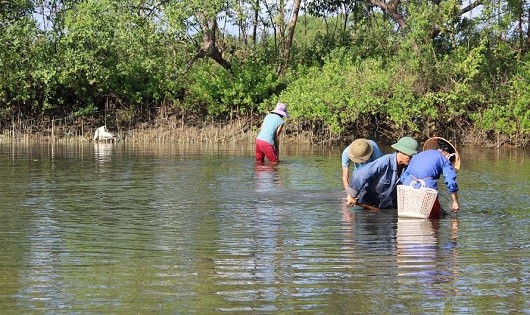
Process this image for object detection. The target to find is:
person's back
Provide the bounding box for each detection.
[401,150,456,190]
[257,113,284,144]
[255,103,288,163]
[401,137,461,216]
[346,136,419,209]
[347,153,399,209]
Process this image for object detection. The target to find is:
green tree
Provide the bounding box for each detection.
[57,0,185,118]
[0,0,34,115]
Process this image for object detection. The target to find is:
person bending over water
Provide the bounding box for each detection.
[255,103,288,163]
[346,136,419,209]
[401,137,461,218]
[341,138,384,193]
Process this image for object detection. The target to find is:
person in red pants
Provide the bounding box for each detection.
[255,103,288,163]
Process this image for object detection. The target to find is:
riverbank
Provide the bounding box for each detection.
[0,115,527,148]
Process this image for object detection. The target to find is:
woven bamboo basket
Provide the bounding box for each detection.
[397,181,438,218]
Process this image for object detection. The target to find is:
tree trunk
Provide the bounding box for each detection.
[252,0,259,45]
[193,10,232,72]
[278,0,302,75]
[370,0,407,29]
[369,0,483,38]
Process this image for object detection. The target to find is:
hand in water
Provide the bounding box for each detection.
[346,195,357,207]
[452,201,459,212]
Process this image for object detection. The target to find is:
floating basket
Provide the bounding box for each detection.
[397,181,438,218]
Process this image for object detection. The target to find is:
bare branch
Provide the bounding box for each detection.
[369,0,407,29]
[460,0,483,16]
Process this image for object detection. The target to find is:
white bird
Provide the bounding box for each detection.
[93,126,116,142]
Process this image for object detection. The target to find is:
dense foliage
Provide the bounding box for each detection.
[0,0,529,146]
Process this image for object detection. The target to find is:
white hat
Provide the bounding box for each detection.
[271,103,288,117]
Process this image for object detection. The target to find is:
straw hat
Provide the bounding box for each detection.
[423,137,461,171]
[348,139,373,163]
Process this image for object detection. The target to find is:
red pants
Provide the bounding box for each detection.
[429,198,442,219]
[255,139,279,163]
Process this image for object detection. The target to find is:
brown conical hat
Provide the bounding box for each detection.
[423,137,461,171]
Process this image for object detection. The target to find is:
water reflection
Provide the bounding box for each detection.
[340,205,398,258]
[396,217,460,297]
[253,162,281,194]
[212,162,288,312]
[0,143,527,314]
[18,212,69,310]
[94,142,114,163]
[397,218,439,274]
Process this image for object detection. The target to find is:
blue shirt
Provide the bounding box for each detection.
[256,113,284,145]
[341,140,384,169]
[401,150,459,193]
[346,152,403,209]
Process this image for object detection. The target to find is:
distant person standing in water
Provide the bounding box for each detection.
[341,139,384,193]
[255,103,288,163]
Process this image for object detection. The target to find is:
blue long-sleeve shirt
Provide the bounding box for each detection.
[346,153,403,209]
[401,150,459,193]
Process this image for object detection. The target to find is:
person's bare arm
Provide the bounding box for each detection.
[274,125,284,155]
[451,192,460,212]
[275,124,284,138]
[342,167,350,192]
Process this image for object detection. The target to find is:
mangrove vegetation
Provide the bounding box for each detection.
[1,0,529,146]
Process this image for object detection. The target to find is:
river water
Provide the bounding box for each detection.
[0,141,528,314]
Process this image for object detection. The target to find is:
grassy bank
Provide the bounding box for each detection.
[1,113,526,149]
